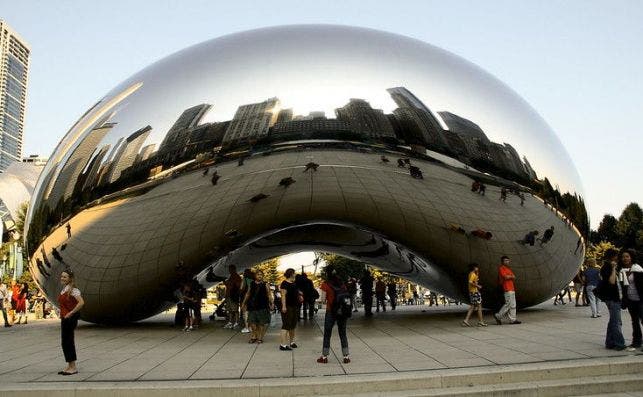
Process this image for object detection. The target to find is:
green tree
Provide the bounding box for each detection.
[586,241,618,263]
[615,202,642,251]
[252,258,279,285]
[319,254,366,281]
[594,214,618,244]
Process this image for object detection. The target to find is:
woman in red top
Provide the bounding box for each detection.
[58,269,84,375]
[14,283,29,324]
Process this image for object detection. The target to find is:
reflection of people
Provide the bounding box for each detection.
[462,263,487,327]
[575,238,583,254]
[479,183,486,196]
[521,230,538,246]
[499,187,507,202]
[539,226,555,246]
[471,229,493,240]
[211,171,220,185]
[303,162,319,172]
[494,256,521,325]
[58,269,84,375]
[66,223,72,238]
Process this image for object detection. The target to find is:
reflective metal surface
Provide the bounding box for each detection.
[25,25,588,323]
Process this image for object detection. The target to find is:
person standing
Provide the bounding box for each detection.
[58,269,84,375]
[346,277,358,312]
[279,268,299,351]
[387,280,397,310]
[317,265,350,364]
[494,256,521,325]
[9,280,19,324]
[583,258,602,318]
[462,263,487,327]
[0,282,11,327]
[375,278,386,312]
[573,270,584,307]
[600,249,634,351]
[223,265,242,329]
[359,269,374,317]
[242,270,273,344]
[619,249,643,350]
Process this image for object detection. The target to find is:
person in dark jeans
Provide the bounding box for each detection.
[600,249,635,351]
[58,269,85,375]
[317,265,350,364]
[387,280,397,310]
[620,249,643,350]
[375,278,386,312]
[359,269,373,316]
[296,272,317,320]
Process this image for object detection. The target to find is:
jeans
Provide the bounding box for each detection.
[61,313,80,362]
[605,300,625,349]
[388,292,397,310]
[626,299,642,347]
[301,301,315,319]
[1,307,8,325]
[586,285,601,317]
[322,311,349,356]
[376,293,386,312]
[497,291,516,322]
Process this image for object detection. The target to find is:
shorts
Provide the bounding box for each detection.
[248,309,271,325]
[226,299,239,314]
[281,306,298,330]
[469,292,482,305]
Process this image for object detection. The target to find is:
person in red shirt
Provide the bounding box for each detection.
[494,256,521,325]
[57,269,84,375]
[317,265,350,364]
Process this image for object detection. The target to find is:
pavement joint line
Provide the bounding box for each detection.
[187,327,239,380]
[370,320,450,367]
[136,325,217,381]
[240,334,262,379]
[337,319,402,372]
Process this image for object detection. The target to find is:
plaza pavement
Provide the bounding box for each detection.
[0,299,641,386]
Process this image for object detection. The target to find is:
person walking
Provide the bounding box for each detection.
[347,277,358,312]
[14,283,29,324]
[600,249,635,351]
[279,268,299,351]
[573,270,585,306]
[240,269,255,333]
[462,263,487,327]
[494,256,521,325]
[0,282,11,327]
[242,270,273,344]
[58,269,84,375]
[387,280,397,310]
[375,277,386,312]
[619,249,643,350]
[296,272,317,320]
[223,265,242,329]
[583,258,602,318]
[317,265,350,364]
[359,269,374,317]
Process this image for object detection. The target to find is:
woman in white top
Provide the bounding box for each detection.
[620,249,643,350]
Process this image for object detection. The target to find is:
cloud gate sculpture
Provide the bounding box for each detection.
[25,25,588,323]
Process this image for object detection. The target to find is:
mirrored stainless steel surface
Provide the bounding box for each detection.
[25,25,588,323]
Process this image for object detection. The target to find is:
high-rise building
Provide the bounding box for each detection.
[438,111,490,144]
[222,97,279,145]
[104,126,152,183]
[335,99,395,139]
[387,87,449,149]
[0,21,30,172]
[158,104,211,154]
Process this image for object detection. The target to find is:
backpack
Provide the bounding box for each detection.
[330,283,352,318]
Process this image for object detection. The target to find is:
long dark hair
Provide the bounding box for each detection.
[62,269,76,295]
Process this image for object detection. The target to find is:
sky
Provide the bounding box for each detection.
[1,0,642,227]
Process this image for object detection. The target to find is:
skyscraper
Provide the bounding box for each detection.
[335,99,395,139]
[222,97,280,145]
[0,20,30,172]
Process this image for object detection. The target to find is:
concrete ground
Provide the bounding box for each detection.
[0,299,641,386]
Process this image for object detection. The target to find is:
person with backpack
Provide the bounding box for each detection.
[317,265,351,364]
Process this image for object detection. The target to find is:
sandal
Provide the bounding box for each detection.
[477,322,488,327]
[461,320,471,327]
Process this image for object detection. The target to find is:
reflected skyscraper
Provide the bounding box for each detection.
[0,20,30,172]
[223,97,279,145]
[335,99,395,139]
[388,87,449,149]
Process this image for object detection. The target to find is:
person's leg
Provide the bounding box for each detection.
[627,300,642,347]
[321,312,334,357]
[61,316,78,371]
[496,293,511,321]
[508,292,517,322]
[289,328,296,344]
[587,286,598,317]
[337,315,349,357]
[606,300,625,349]
[1,308,8,326]
[463,305,474,324]
[476,304,485,323]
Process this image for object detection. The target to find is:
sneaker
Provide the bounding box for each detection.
[186,327,192,332]
[493,313,502,325]
[279,345,292,351]
[343,356,351,364]
[183,326,189,331]
[509,320,522,325]
[624,346,636,352]
[596,314,602,317]
[290,342,298,348]
[188,326,193,331]
[241,327,250,333]
[477,322,488,327]
[461,320,471,327]
[317,356,328,363]
[232,323,239,329]
[223,322,233,329]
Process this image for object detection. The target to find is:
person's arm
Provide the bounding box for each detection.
[266,284,274,309]
[241,287,251,309]
[608,263,617,284]
[280,287,287,313]
[65,294,84,319]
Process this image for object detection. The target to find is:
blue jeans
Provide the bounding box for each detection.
[586,285,600,317]
[605,300,625,349]
[626,299,642,347]
[322,311,349,356]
